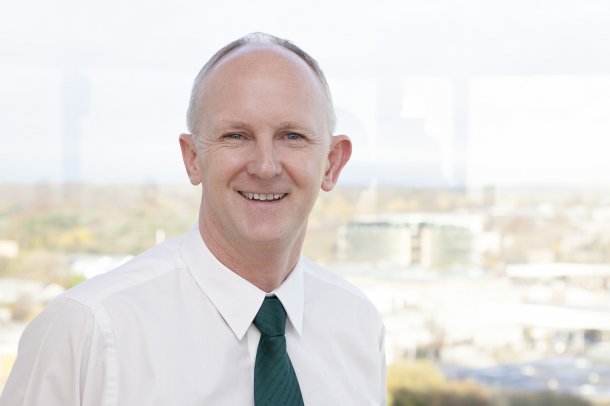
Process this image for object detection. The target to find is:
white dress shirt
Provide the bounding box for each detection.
[1,227,386,405]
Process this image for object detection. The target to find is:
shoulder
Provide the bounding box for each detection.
[302,257,371,301]
[302,258,383,327]
[64,235,187,308]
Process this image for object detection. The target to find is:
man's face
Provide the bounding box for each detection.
[182,45,349,248]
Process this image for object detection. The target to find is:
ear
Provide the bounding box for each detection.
[321,135,352,192]
[179,133,202,185]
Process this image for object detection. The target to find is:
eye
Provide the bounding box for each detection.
[285,132,304,141]
[223,133,244,141]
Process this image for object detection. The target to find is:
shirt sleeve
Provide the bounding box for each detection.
[380,325,387,406]
[0,297,116,406]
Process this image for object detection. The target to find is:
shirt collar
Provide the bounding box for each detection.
[273,258,304,336]
[181,226,304,340]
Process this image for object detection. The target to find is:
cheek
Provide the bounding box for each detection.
[287,147,327,171]
[292,160,327,189]
[202,151,244,178]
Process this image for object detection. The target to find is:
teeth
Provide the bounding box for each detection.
[240,192,286,201]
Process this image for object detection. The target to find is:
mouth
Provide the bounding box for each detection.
[238,191,287,201]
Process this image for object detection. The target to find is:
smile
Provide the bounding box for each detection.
[239,192,287,201]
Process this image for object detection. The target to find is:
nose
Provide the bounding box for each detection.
[246,139,282,179]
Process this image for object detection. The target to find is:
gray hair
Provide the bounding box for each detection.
[186,32,336,138]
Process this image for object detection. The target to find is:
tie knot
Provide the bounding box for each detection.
[253,296,286,337]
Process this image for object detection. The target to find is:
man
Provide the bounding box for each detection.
[1,33,386,405]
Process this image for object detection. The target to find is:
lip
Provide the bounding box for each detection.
[238,191,288,202]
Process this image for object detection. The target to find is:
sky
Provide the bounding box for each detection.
[1,0,609,187]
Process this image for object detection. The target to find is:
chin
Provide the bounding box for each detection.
[241,223,299,245]
[245,231,289,245]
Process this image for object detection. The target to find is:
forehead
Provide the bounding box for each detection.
[196,45,329,128]
[205,44,322,91]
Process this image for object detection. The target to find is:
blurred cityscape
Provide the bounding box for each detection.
[1,182,609,404]
[2,1,609,404]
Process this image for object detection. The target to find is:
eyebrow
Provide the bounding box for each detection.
[215,120,315,133]
[277,121,314,132]
[215,120,251,130]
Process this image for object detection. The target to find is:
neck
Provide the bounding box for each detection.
[199,219,305,293]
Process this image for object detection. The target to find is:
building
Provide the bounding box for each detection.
[338,213,484,269]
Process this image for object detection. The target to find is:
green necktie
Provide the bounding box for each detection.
[253,296,304,406]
